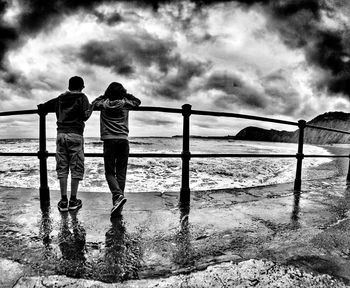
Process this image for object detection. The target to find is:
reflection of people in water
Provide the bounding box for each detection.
[291,190,300,220]
[58,211,86,276]
[102,215,141,282]
[291,190,301,229]
[40,205,53,257]
[173,203,194,266]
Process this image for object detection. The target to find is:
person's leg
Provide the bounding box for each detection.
[67,133,84,210]
[110,139,129,217]
[56,134,69,211]
[71,178,80,198]
[59,177,68,198]
[104,140,122,201]
[69,177,82,210]
[115,139,130,194]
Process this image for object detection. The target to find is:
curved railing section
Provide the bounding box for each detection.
[0,105,349,205]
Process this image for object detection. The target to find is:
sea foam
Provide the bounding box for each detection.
[0,138,333,192]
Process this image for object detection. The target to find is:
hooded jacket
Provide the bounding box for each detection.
[39,91,91,135]
[92,93,141,140]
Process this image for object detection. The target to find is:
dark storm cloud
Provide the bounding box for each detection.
[154,60,208,99]
[0,69,32,91]
[205,70,301,115]
[79,40,135,76]
[79,32,176,76]
[263,0,350,97]
[206,72,267,109]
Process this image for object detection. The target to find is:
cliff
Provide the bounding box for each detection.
[235,127,294,142]
[235,111,350,144]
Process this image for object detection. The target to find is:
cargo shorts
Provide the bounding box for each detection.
[56,133,84,180]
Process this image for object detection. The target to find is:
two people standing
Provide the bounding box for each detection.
[38,77,141,217]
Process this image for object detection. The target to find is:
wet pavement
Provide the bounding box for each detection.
[2,152,350,286]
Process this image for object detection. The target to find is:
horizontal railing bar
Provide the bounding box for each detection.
[0,108,300,127]
[0,109,38,116]
[0,152,38,156]
[30,153,183,158]
[85,153,182,158]
[191,153,296,158]
[131,106,183,114]
[0,106,184,116]
[190,109,298,126]
[1,152,347,158]
[305,124,350,135]
[191,154,349,158]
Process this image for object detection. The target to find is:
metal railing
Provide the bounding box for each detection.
[1,105,350,206]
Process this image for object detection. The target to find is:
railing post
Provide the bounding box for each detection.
[180,104,192,204]
[294,120,306,191]
[347,154,350,184]
[38,109,50,205]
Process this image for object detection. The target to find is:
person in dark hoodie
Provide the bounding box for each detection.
[38,76,91,212]
[92,82,141,217]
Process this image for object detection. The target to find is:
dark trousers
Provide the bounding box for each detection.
[103,139,129,201]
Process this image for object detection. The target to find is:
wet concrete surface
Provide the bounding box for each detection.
[2,146,350,286]
[2,177,350,285]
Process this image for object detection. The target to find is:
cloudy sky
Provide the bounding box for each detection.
[1,0,350,138]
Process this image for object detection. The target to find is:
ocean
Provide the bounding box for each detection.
[0,137,336,193]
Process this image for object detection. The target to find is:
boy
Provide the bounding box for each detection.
[38,76,91,212]
[92,82,141,217]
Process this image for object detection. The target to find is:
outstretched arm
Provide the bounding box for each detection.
[37,98,57,113]
[82,95,92,121]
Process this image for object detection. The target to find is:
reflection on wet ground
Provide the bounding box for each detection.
[291,189,301,229]
[34,201,209,282]
[37,207,144,282]
[101,215,142,282]
[57,211,86,277]
[4,174,350,283]
[172,203,193,267]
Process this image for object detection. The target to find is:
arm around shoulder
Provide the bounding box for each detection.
[91,95,106,108]
[124,93,141,108]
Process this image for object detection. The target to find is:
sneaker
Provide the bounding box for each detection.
[69,199,82,211]
[57,199,68,212]
[111,195,127,217]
